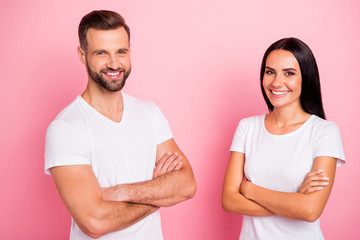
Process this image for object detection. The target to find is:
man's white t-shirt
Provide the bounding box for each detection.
[230,114,345,240]
[45,92,173,240]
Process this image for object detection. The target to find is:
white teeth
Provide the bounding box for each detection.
[272,91,289,95]
[105,72,120,76]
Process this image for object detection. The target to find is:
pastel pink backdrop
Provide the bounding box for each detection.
[1,0,359,239]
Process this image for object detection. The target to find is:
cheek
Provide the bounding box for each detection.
[121,57,131,66]
[88,58,106,70]
[262,78,270,89]
[288,78,302,92]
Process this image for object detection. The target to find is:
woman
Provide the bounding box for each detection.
[222,37,345,240]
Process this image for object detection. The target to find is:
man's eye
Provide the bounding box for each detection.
[96,52,105,55]
[118,51,126,54]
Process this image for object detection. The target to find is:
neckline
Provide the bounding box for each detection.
[261,114,314,137]
[78,92,127,126]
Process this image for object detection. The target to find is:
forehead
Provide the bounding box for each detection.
[86,27,129,50]
[266,49,299,69]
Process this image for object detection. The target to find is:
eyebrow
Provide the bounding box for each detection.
[265,66,297,71]
[283,68,297,71]
[117,48,129,52]
[93,48,129,53]
[92,49,107,54]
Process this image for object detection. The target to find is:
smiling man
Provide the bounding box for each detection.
[45,10,196,240]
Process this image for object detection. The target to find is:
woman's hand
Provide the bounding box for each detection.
[299,169,329,194]
[239,178,252,198]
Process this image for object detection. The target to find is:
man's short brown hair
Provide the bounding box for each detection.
[78,10,130,51]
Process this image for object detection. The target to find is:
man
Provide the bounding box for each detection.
[45,10,196,239]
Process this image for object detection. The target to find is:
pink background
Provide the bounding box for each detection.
[1,0,359,239]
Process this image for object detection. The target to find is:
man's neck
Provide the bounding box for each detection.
[81,82,124,123]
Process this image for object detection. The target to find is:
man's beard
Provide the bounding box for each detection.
[86,61,131,92]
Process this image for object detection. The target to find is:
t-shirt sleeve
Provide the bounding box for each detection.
[44,120,90,175]
[151,103,173,144]
[314,121,345,166]
[230,118,248,153]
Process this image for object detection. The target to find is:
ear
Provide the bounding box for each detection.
[77,46,86,64]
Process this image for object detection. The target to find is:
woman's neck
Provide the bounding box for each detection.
[264,106,311,135]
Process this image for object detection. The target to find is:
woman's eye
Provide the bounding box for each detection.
[285,72,295,76]
[266,70,274,74]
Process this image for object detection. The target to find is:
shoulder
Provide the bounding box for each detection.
[233,114,264,137]
[123,92,164,116]
[310,115,345,164]
[123,92,158,110]
[47,96,88,136]
[237,114,264,128]
[230,115,264,151]
[309,115,341,136]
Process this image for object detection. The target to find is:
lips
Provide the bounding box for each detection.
[270,90,290,97]
[102,71,122,79]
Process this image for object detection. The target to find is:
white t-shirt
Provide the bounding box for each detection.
[45,92,173,240]
[230,114,345,240]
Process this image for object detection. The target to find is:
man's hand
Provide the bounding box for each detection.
[299,169,330,194]
[153,152,183,178]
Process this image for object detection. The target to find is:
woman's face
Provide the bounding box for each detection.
[262,49,302,111]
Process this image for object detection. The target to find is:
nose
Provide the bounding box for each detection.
[106,54,120,70]
[271,74,284,88]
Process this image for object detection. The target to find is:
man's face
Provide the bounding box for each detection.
[79,27,131,92]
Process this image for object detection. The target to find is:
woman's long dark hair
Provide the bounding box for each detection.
[260,37,326,119]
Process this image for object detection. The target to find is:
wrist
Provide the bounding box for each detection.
[102,184,130,202]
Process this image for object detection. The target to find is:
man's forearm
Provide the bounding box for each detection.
[103,168,196,207]
[84,201,158,238]
[51,165,159,239]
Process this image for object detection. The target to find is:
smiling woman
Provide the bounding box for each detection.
[222,37,345,240]
[260,38,325,119]
[262,49,302,112]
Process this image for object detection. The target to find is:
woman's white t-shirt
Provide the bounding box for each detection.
[230,114,345,240]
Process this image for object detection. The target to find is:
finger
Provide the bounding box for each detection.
[162,152,180,171]
[304,182,329,191]
[153,152,172,176]
[308,175,330,182]
[174,161,183,171]
[309,181,329,187]
[167,156,183,172]
[305,186,325,194]
[306,169,325,178]
[156,152,179,176]
[156,152,172,169]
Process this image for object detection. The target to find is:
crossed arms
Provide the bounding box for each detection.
[222,151,336,222]
[51,138,196,239]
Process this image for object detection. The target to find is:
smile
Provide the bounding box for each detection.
[103,71,122,79]
[270,90,290,96]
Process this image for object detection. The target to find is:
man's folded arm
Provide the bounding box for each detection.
[102,138,197,207]
[51,165,158,239]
